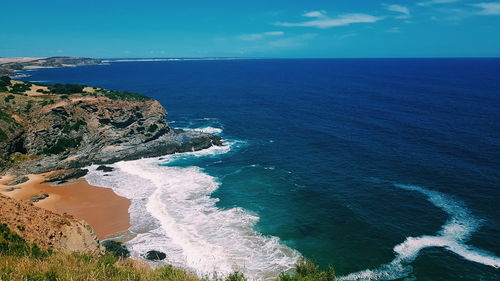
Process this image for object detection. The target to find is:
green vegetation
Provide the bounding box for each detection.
[0,128,7,142]
[278,259,336,281]
[148,123,158,132]
[25,102,33,112]
[0,76,11,86]
[0,109,15,123]
[10,82,31,94]
[4,94,15,103]
[0,76,11,92]
[39,99,56,106]
[42,136,82,155]
[0,224,251,281]
[49,83,85,94]
[99,89,152,101]
[62,119,87,133]
[224,272,247,281]
[0,224,201,281]
[0,219,336,281]
[0,224,50,258]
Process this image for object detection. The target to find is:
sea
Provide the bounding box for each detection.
[21,58,500,281]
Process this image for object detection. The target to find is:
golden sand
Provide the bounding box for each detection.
[0,173,130,240]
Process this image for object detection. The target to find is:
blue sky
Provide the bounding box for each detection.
[1,0,500,58]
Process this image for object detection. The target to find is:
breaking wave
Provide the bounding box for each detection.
[339,184,500,281]
[86,137,300,280]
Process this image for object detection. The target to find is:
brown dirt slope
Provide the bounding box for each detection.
[0,194,103,254]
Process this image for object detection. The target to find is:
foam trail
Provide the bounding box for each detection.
[178,126,224,135]
[86,139,299,280]
[339,184,500,281]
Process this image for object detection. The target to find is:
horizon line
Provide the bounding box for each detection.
[2,56,500,60]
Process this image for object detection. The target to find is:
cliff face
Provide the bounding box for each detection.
[0,80,222,174]
[0,194,103,254]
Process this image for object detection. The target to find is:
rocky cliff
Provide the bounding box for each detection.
[0,78,222,175]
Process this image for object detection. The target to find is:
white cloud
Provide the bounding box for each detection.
[385,4,411,18]
[472,2,500,15]
[303,11,326,18]
[417,0,460,7]
[240,31,284,41]
[275,11,383,29]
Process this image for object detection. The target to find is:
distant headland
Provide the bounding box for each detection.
[0,57,104,77]
[0,56,249,77]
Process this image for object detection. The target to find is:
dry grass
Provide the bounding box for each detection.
[0,252,201,281]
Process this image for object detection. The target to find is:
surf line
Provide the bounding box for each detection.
[339,184,500,281]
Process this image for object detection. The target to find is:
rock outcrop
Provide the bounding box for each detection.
[0,80,222,174]
[0,194,103,254]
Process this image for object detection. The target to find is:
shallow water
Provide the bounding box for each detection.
[23,58,500,280]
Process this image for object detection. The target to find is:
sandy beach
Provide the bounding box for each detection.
[0,57,42,64]
[0,173,130,240]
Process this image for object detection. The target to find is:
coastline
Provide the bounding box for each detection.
[0,173,130,240]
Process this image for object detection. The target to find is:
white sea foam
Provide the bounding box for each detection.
[339,184,500,281]
[85,138,299,280]
[179,126,224,135]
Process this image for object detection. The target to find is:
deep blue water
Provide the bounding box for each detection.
[22,59,500,280]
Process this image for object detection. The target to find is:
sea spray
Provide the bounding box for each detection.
[86,138,300,280]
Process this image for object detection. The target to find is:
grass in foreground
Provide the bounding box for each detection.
[0,224,335,281]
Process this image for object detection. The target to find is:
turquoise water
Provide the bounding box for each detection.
[23,59,500,280]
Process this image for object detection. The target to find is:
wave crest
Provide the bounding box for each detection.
[339,184,500,281]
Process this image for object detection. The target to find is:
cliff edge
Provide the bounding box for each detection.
[0,77,222,175]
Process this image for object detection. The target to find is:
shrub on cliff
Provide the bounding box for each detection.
[224,272,247,281]
[10,82,31,94]
[0,109,15,123]
[0,128,7,141]
[0,76,11,91]
[4,94,15,103]
[278,258,336,281]
[49,83,85,94]
[100,89,152,101]
[0,76,11,86]
[148,124,158,132]
[41,136,83,155]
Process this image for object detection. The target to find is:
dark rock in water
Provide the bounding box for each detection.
[30,193,49,202]
[45,169,88,183]
[102,240,130,259]
[144,250,166,261]
[96,165,114,172]
[7,176,29,186]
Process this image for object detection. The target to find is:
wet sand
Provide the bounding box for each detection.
[0,173,130,240]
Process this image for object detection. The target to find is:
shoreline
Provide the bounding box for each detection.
[0,173,131,240]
